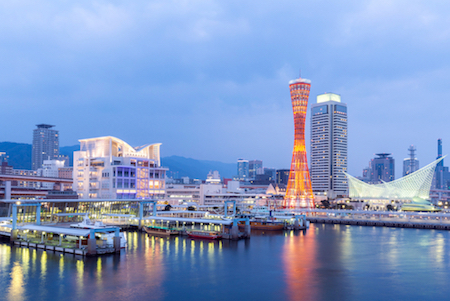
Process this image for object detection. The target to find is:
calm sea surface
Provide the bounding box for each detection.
[1,224,450,301]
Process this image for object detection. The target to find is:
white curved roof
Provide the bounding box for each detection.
[346,157,444,200]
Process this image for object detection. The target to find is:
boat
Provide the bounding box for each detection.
[71,214,127,248]
[186,230,222,240]
[70,214,107,229]
[144,226,179,236]
[238,220,284,231]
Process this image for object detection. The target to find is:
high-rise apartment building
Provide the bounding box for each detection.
[403,145,419,176]
[237,159,249,180]
[369,153,395,183]
[284,77,314,208]
[249,160,263,179]
[32,124,59,170]
[310,93,348,198]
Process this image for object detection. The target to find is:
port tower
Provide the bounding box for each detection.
[284,77,314,209]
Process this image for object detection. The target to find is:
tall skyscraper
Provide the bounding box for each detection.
[369,153,395,183]
[310,93,348,198]
[403,145,419,176]
[249,160,263,179]
[284,77,314,209]
[433,139,450,189]
[32,124,59,170]
[237,159,249,180]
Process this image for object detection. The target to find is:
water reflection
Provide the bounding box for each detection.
[283,229,318,301]
[7,262,24,301]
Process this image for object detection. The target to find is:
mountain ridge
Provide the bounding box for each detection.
[0,142,236,178]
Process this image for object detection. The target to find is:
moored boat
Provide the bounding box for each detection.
[186,230,222,240]
[144,226,179,236]
[238,221,284,231]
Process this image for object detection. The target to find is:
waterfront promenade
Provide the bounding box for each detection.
[294,209,450,230]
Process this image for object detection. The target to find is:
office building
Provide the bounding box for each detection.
[284,76,314,208]
[249,160,263,179]
[433,139,450,190]
[32,124,59,170]
[237,159,249,180]
[73,136,166,199]
[310,93,348,198]
[369,153,395,183]
[403,145,419,176]
[276,169,290,185]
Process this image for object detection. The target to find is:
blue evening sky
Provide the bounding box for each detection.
[0,1,449,177]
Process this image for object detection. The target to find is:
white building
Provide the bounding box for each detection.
[38,159,66,189]
[73,136,166,199]
[310,93,348,199]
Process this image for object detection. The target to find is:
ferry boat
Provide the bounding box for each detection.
[71,215,127,248]
[186,230,222,240]
[238,221,284,231]
[144,226,179,236]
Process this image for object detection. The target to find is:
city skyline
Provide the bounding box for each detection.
[0,1,450,178]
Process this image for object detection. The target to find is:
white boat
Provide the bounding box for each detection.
[70,214,107,229]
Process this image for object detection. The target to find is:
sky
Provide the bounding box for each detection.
[1,0,450,177]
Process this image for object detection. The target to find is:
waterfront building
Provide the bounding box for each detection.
[369,153,395,184]
[403,145,419,176]
[249,160,263,179]
[310,93,348,199]
[346,158,442,209]
[73,136,166,199]
[284,77,314,208]
[237,159,249,180]
[32,124,59,170]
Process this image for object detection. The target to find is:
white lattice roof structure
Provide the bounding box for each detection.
[346,157,444,200]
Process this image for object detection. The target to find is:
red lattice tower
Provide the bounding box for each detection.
[284,77,314,209]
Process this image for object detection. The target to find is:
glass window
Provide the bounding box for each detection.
[312,105,328,115]
[335,105,347,113]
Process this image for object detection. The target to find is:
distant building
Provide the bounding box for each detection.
[249,160,263,179]
[0,161,13,175]
[205,170,221,184]
[237,159,249,180]
[58,167,73,179]
[276,169,290,185]
[37,159,66,189]
[403,145,419,176]
[369,153,395,183]
[73,136,166,199]
[310,93,348,198]
[32,124,59,170]
[433,139,450,190]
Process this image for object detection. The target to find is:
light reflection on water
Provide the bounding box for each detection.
[2,225,450,300]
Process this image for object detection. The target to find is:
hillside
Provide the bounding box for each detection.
[0,142,236,179]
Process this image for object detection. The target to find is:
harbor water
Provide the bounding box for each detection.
[1,224,450,301]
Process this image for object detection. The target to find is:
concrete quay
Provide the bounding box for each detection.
[307,216,450,230]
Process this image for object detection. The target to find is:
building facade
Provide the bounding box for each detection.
[310,93,348,199]
[369,153,395,183]
[249,160,263,179]
[32,124,59,170]
[73,136,166,199]
[237,159,249,180]
[284,77,314,208]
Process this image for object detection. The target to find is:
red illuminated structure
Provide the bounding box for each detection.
[284,77,314,209]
